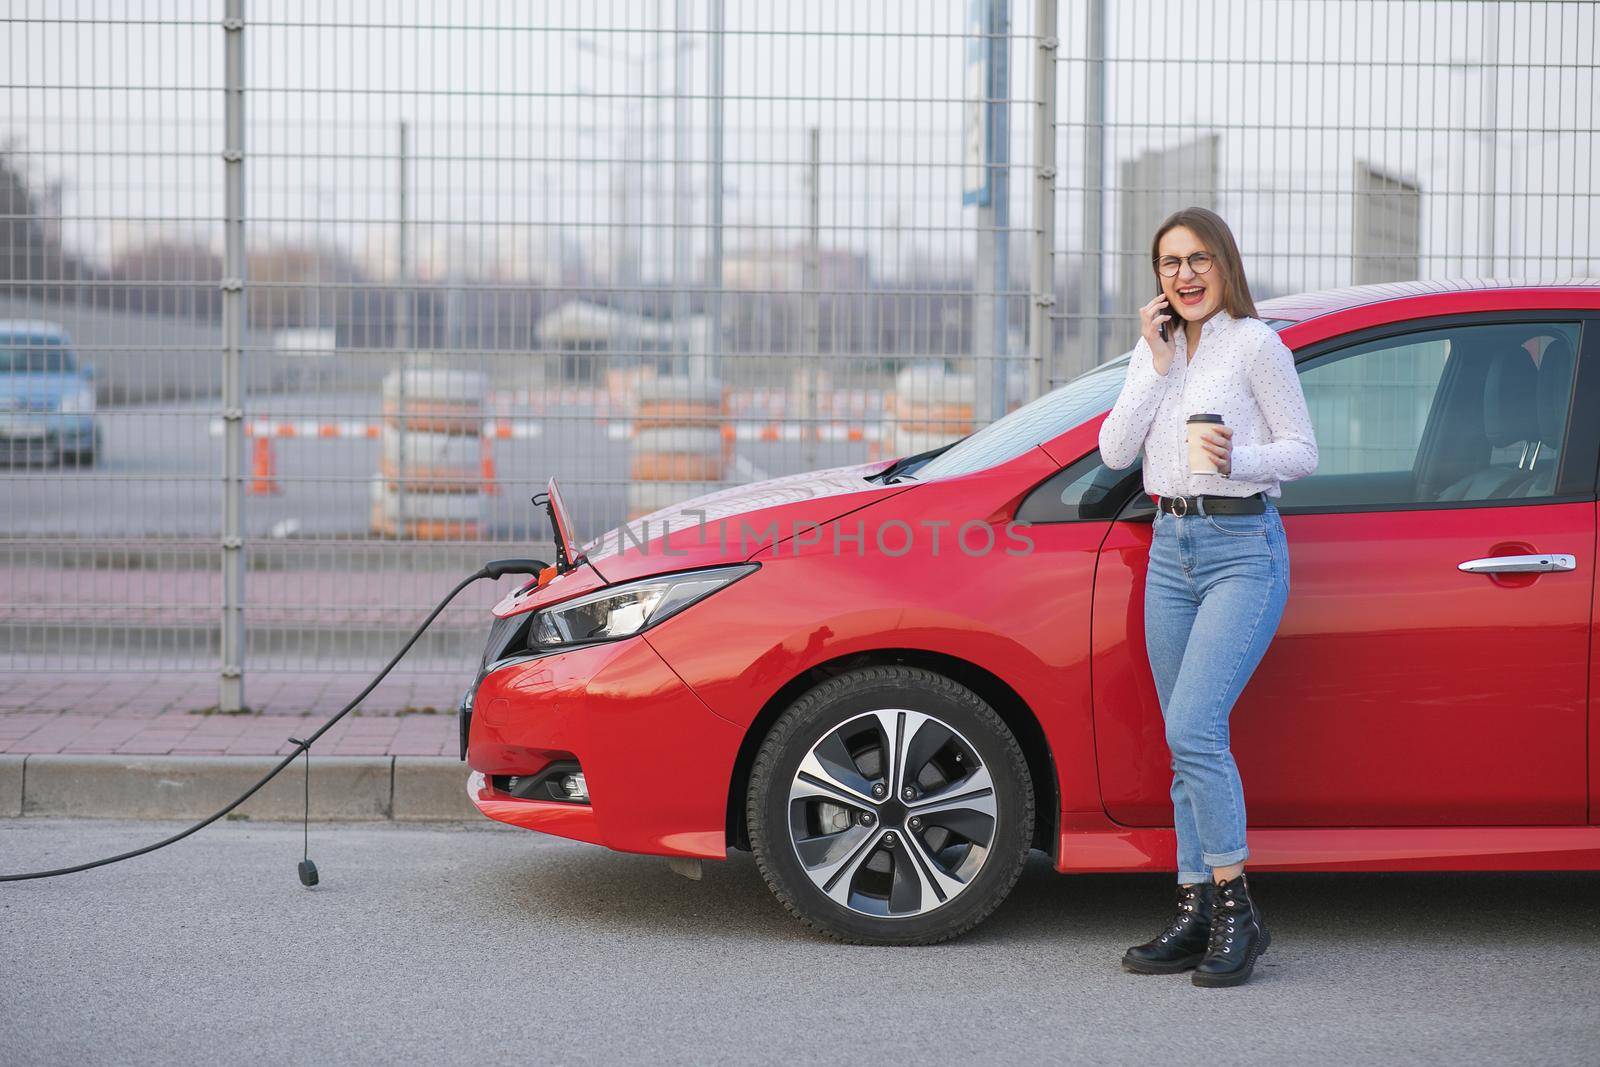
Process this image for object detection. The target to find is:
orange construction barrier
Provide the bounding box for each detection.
[374,369,487,541]
[479,434,500,496]
[249,436,281,495]
[625,379,730,521]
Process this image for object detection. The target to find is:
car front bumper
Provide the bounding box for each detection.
[0,414,95,458]
[464,633,743,860]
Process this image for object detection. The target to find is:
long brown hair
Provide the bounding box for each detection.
[1151,206,1259,320]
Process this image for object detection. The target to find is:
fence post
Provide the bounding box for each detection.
[1030,0,1058,398]
[1081,0,1106,376]
[802,126,820,470]
[973,0,1011,424]
[220,0,247,711]
[706,0,725,388]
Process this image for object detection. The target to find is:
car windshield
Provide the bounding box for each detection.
[913,356,1131,480]
[0,339,77,374]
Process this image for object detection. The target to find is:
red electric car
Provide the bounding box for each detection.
[465,279,1600,944]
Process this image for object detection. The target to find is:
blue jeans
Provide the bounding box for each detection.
[1144,495,1290,885]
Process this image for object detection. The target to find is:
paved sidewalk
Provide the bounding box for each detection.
[1,671,466,757]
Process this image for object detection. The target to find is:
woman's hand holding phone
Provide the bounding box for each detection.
[1139,293,1175,373]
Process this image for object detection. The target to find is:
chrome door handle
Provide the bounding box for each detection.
[1458,552,1576,574]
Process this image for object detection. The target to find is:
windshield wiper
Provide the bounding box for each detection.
[867,457,913,484]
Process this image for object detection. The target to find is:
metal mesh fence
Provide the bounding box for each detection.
[1050,0,1599,380]
[1,0,1595,711]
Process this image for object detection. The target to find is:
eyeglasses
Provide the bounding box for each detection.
[1154,252,1214,277]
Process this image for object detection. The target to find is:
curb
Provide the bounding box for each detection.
[0,754,479,823]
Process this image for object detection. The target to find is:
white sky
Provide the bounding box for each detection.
[3,0,1596,296]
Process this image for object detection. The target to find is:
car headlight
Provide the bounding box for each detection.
[527,563,757,649]
[58,386,96,414]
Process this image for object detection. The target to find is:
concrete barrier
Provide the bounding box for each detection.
[626,376,729,521]
[2,755,489,823]
[4,754,494,824]
[373,367,488,540]
[21,755,394,821]
[0,755,23,818]
[392,757,484,821]
[882,365,976,460]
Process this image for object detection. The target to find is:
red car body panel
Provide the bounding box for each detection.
[467,636,742,859]
[468,281,1600,874]
[1090,500,1593,826]
[1590,497,1600,825]
[648,450,1103,813]
[1057,817,1600,872]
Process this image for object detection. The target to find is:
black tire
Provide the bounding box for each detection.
[64,428,102,468]
[746,665,1034,945]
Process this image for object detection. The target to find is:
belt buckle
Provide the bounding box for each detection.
[1172,495,1188,516]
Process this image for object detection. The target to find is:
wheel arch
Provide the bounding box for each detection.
[725,648,1060,859]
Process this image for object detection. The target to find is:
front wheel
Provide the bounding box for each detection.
[746,665,1034,945]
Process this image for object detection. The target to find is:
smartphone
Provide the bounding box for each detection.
[1156,288,1169,343]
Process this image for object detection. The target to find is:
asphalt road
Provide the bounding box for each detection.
[3,821,1598,1065]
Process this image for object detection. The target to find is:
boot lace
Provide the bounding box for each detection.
[1156,885,1204,943]
[1208,885,1248,956]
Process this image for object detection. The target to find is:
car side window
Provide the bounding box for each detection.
[1016,451,1144,523]
[0,336,76,375]
[1281,321,1582,509]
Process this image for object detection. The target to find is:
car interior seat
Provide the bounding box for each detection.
[1508,334,1575,498]
[1435,345,1542,502]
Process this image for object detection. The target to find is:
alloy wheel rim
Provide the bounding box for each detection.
[786,708,998,918]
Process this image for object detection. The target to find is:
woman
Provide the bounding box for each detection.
[1097,206,1318,987]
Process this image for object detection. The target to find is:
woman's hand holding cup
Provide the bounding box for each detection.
[1200,425,1233,476]
[1185,414,1235,476]
[1139,294,1175,373]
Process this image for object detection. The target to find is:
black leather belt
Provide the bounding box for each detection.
[1156,491,1266,516]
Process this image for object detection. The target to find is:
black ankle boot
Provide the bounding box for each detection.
[1191,872,1270,987]
[1122,881,1217,974]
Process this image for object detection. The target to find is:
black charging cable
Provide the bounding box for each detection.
[0,558,547,884]
[287,736,316,886]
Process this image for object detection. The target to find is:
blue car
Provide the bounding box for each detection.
[0,321,101,467]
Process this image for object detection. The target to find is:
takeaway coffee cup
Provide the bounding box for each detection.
[1186,413,1227,475]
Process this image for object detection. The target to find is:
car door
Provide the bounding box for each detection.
[1090,313,1599,827]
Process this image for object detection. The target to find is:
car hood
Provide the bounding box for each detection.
[492,460,911,618]
[577,459,912,586]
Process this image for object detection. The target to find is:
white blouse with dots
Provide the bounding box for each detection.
[1097,308,1319,499]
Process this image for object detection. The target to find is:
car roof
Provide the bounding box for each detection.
[1258,277,1600,324]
